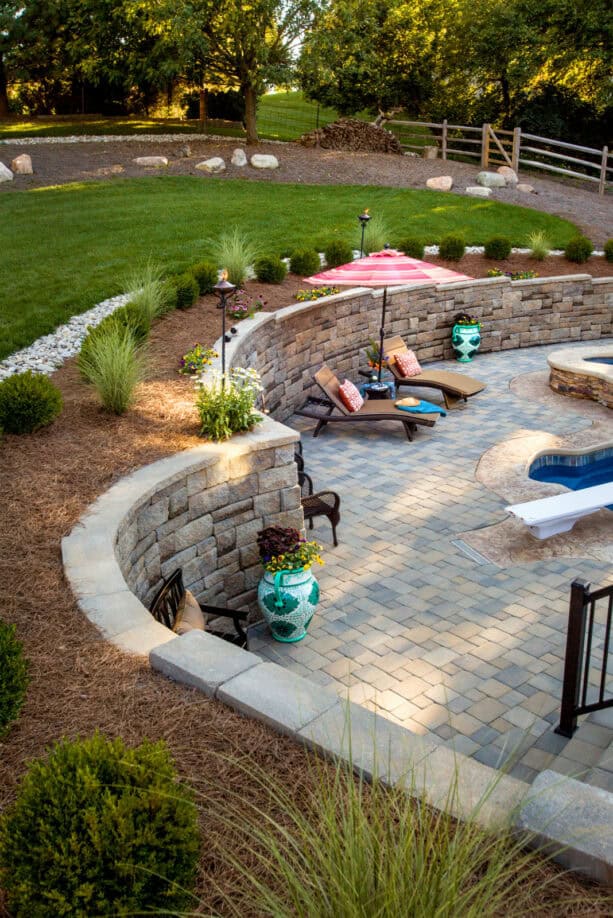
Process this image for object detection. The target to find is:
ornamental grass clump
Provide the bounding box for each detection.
[79,324,147,414]
[124,261,167,322]
[0,371,63,434]
[0,733,200,917]
[526,230,551,261]
[0,621,29,738]
[211,227,260,286]
[360,213,391,254]
[257,525,323,573]
[195,367,263,441]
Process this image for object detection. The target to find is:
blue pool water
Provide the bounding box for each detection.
[584,357,613,366]
[529,448,613,509]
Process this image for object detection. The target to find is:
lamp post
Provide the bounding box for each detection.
[214,270,236,375]
[358,208,371,258]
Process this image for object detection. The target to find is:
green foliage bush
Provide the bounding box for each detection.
[196,367,263,441]
[192,260,218,295]
[159,278,179,313]
[565,236,593,264]
[79,324,147,415]
[396,237,425,259]
[175,272,200,309]
[289,248,321,276]
[0,372,63,434]
[484,235,512,260]
[439,234,466,261]
[603,239,613,263]
[254,255,288,284]
[0,732,200,917]
[0,621,28,738]
[323,239,353,269]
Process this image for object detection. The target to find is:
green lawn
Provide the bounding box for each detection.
[0,176,579,360]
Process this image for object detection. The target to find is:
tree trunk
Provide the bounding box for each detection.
[500,73,512,125]
[0,53,9,117]
[199,88,207,133]
[244,84,258,145]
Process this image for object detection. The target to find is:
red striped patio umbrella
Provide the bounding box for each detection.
[306,249,473,383]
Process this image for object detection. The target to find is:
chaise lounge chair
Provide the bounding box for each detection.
[383,336,486,409]
[296,365,439,441]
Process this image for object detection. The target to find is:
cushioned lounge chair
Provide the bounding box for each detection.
[296,365,438,441]
[383,336,486,409]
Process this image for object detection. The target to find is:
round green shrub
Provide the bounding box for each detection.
[289,248,321,276]
[192,260,218,295]
[603,239,613,263]
[0,372,63,435]
[0,733,200,917]
[113,303,151,343]
[158,277,179,313]
[0,621,28,738]
[565,235,593,264]
[484,235,512,260]
[396,237,424,259]
[175,272,200,309]
[254,255,288,284]
[323,240,353,269]
[438,234,466,261]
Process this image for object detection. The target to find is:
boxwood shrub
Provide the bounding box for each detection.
[323,239,353,269]
[254,255,288,284]
[175,273,200,309]
[289,248,321,276]
[484,235,512,260]
[192,260,218,295]
[396,237,425,259]
[565,236,593,264]
[0,621,28,738]
[0,372,63,434]
[0,733,200,917]
[439,234,466,261]
[604,239,613,263]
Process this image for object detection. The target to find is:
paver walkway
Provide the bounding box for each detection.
[251,341,613,786]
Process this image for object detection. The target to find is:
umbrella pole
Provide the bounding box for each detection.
[378,287,387,384]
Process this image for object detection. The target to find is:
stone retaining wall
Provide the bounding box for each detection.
[230,274,613,417]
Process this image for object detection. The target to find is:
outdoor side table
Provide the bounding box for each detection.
[361,381,393,400]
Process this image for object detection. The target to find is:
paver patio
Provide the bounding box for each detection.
[251,341,613,786]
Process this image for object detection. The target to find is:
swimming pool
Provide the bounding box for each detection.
[529,446,613,508]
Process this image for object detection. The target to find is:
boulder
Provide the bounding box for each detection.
[465,185,491,198]
[196,157,226,173]
[231,148,248,167]
[476,171,506,188]
[516,183,536,194]
[422,145,439,160]
[0,162,13,182]
[426,175,453,192]
[250,154,279,169]
[497,165,518,184]
[11,154,33,174]
[95,165,124,176]
[178,144,191,158]
[133,156,168,167]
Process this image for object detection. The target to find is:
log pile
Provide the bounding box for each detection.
[300,119,403,154]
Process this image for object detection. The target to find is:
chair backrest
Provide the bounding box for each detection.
[314,365,350,416]
[383,335,409,379]
[150,569,184,629]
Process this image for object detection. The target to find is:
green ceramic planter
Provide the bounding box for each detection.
[452,322,481,362]
[257,568,320,642]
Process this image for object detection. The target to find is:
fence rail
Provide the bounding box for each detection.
[387,118,612,195]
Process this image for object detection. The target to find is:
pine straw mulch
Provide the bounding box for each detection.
[0,272,612,915]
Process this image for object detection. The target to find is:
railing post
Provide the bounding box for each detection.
[556,579,590,738]
[512,127,521,174]
[481,123,490,168]
[442,119,448,160]
[599,146,608,196]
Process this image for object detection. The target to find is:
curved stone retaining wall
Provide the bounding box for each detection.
[229,274,613,417]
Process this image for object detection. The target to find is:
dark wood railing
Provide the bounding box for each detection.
[556,579,613,738]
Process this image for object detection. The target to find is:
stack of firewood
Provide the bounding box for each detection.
[300,119,403,154]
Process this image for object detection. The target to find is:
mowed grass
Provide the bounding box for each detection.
[0,176,579,359]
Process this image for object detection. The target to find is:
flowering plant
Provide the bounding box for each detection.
[257,526,323,573]
[226,290,266,320]
[487,269,538,281]
[364,338,387,369]
[454,312,482,328]
[195,366,263,441]
[179,344,218,376]
[295,287,340,302]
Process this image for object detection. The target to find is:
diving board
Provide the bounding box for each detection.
[506,483,613,540]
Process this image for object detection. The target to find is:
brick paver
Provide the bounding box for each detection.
[251,341,613,785]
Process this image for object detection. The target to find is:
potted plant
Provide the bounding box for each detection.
[256,526,323,642]
[451,312,482,363]
[364,339,388,379]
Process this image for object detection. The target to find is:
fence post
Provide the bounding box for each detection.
[599,146,609,196]
[481,124,490,168]
[556,579,590,738]
[512,127,521,174]
[442,119,448,160]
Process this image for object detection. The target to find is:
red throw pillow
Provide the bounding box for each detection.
[338,379,364,413]
[395,350,422,378]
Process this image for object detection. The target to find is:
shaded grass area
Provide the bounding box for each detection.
[0,176,579,360]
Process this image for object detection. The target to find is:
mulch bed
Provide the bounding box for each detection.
[1,291,612,909]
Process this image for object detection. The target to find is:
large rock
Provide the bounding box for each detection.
[465,185,491,198]
[250,154,279,169]
[196,157,226,173]
[231,148,247,167]
[497,165,518,184]
[476,171,506,188]
[426,175,453,191]
[0,162,13,182]
[133,156,168,167]
[516,183,536,194]
[11,154,33,174]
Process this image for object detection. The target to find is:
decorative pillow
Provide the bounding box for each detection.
[338,379,364,413]
[394,350,422,378]
[173,589,206,635]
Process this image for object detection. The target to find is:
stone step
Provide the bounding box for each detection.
[547,707,613,791]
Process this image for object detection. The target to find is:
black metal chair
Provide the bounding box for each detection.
[294,444,341,546]
[149,570,249,648]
